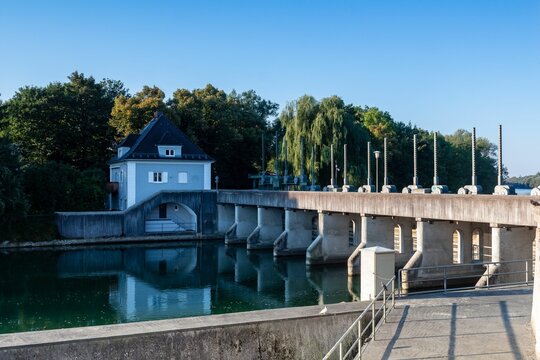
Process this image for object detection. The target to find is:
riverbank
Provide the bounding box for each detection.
[0,233,224,250]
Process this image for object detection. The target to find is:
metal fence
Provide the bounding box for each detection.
[323,276,396,360]
[398,258,534,296]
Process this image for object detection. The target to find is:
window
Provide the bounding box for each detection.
[148,172,168,183]
[178,172,188,184]
[165,149,175,157]
[119,171,124,183]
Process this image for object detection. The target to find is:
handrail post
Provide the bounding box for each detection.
[397,270,402,297]
[383,287,387,322]
[358,320,363,359]
[487,263,490,288]
[443,267,447,292]
[526,260,529,285]
[371,301,376,340]
[339,342,343,360]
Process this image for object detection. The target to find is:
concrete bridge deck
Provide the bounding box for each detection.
[362,286,535,359]
[217,190,538,227]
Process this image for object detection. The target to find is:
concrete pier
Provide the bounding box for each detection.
[274,209,317,257]
[217,204,235,233]
[247,207,284,250]
[490,225,534,284]
[225,205,257,245]
[306,212,360,265]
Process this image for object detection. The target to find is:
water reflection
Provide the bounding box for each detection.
[0,241,358,333]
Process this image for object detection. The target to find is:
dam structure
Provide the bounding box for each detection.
[218,190,537,286]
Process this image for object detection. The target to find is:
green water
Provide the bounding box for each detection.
[0,241,358,334]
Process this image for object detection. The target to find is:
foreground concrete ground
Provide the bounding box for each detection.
[363,286,535,360]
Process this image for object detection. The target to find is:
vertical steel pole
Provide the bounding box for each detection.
[372,301,376,340]
[300,136,305,180]
[367,141,372,186]
[384,137,388,186]
[311,145,315,187]
[413,134,418,185]
[343,143,348,186]
[498,124,503,186]
[433,132,439,186]
[262,133,265,172]
[472,127,477,186]
[331,144,335,186]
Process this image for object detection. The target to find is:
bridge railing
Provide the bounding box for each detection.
[323,276,396,360]
[398,258,534,296]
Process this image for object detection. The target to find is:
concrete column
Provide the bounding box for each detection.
[361,216,395,249]
[417,220,456,267]
[225,205,257,245]
[306,212,360,265]
[274,210,317,257]
[247,207,284,250]
[217,204,235,233]
[491,225,534,284]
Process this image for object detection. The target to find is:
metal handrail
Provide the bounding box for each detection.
[398,258,534,296]
[323,276,396,360]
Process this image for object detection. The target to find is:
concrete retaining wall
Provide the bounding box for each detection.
[56,191,217,239]
[0,302,369,360]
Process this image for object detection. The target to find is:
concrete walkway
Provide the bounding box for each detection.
[362,286,535,360]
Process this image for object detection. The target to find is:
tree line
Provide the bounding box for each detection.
[0,72,500,239]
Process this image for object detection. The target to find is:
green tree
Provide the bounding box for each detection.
[0,138,28,231]
[4,72,124,170]
[109,86,168,139]
[169,84,278,188]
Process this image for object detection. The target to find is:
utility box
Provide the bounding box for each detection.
[361,246,396,301]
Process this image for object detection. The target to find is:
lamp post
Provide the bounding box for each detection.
[215,176,219,192]
[374,150,381,192]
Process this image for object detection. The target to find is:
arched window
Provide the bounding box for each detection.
[394,225,402,253]
[453,230,463,264]
[348,220,357,246]
[472,229,483,262]
[412,225,417,252]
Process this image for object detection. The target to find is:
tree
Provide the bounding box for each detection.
[169,84,278,188]
[0,137,28,230]
[109,86,168,139]
[4,72,124,170]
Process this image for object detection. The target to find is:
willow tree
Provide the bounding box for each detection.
[280,95,369,186]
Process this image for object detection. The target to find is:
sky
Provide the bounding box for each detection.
[1,0,539,176]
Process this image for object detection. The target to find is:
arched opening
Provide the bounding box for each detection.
[311,216,319,241]
[453,230,463,264]
[348,220,358,246]
[472,229,483,262]
[482,229,491,262]
[145,202,197,233]
[394,225,402,253]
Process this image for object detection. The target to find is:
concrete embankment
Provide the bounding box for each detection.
[0,302,368,360]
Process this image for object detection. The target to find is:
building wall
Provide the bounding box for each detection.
[134,161,209,205]
[110,163,128,210]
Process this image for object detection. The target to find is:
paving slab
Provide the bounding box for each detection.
[362,286,535,360]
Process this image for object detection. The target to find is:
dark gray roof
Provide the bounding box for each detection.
[110,113,213,163]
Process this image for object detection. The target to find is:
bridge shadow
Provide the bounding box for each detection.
[381,305,410,360]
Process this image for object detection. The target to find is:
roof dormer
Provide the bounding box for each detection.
[157,145,182,158]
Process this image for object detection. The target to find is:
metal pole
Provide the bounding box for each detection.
[413,134,418,186]
[284,139,288,179]
[331,144,335,186]
[343,143,348,186]
[358,320,363,358]
[367,141,372,186]
[383,288,387,322]
[311,146,315,186]
[301,136,305,180]
[375,156,379,192]
[384,137,388,186]
[498,124,503,186]
[472,127,477,186]
[275,132,279,177]
[371,301,376,340]
[262,133,265,172]
[433,132,439,186]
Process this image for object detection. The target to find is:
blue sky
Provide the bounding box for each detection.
[1,0,539,176]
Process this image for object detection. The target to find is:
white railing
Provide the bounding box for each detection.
[398,258,534,296]
[323,276,396,360]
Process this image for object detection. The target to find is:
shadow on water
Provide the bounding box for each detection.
[0,241,358,333]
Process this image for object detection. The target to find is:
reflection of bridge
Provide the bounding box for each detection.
[56,243,352,321]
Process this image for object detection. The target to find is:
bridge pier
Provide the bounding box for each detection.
[217,204,235,233]
[489,225,534,284]
[306,212,360,265]
[247,207,284,250]
[225,205,257,245]
[274,209,317,257]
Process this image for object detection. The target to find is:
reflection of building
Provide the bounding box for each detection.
[108,113,213,217]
